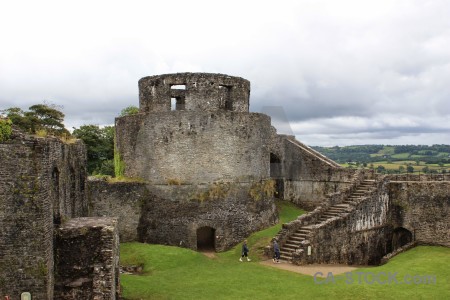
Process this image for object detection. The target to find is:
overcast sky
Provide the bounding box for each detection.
[1,0,449,146]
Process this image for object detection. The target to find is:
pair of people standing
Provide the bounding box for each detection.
[239,239,281,263]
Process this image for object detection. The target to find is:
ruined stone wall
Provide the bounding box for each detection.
[54,217,119,300]
[270,134,355,209]
[87,179,147,242]
[115,112,272,184]
[138,73,250,113]
[138,183,278,251]
[87,180,278,252]
[0,131,87,299]
[294,178,392,265]
[389,181,450,247]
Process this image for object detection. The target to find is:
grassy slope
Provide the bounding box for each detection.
[120,201,449,300]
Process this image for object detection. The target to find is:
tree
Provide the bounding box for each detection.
[2,103,69,136]
[120,105,139,117]
[398,166,405,173]
[73,125,114,175]
[407,165,414,173]
[376,165,386,174]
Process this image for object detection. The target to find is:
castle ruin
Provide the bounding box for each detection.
[1,72,449,299]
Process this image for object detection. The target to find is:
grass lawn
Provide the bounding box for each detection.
[120,201,450,300]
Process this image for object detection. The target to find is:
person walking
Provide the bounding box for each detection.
[273,239,281,263]
[239,240,251,262]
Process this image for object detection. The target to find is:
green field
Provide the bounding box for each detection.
[120,202,450,299]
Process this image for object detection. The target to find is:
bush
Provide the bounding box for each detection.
[0,118,12,142]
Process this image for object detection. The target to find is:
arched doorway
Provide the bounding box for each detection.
[197,226,215,251]
[270,153,284,198]
[392,227,413,250]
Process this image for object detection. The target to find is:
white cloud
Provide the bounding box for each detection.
[1,0,450,145]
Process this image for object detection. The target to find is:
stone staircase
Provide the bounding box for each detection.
[279,179,376,261]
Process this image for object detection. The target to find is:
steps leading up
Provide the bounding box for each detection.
[277,179,377,261]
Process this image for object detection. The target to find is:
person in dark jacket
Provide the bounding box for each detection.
[239,240,251,262]
[273,239,280,263]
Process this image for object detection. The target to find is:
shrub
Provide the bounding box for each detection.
[0,118,12,142]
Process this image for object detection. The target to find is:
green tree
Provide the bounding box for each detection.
[0,117,12,142]
[407,165,415,173]
[376,165,386,174]
[2,103,68,136]
[73,125,114,175]
[120,105,139,117]
[398,165,405,173]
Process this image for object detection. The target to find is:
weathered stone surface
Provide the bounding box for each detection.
[389,181,450,247]
[115,111,272,184]
[268,134,355,209]
[0,130,87,299]
[138,73,250,113]
[54,217,120,300]
[87,179,147,242]
[138,184,278,251]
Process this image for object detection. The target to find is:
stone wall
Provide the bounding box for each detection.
[87,179,147,242]
[138,73,250,113]
[270,134,355,209]
[115,111,272,184]
[87,180,278,252]
[292,178,392,265]
[54,217,120,300]
[389,181,450,247]
[138,183,278,251]
[0,131,87,299]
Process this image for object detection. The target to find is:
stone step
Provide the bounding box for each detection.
[280,254,291,261]
[291,233,308,240]
[289,236,305,242]
[327,208,346,213]
[283,244,299,251]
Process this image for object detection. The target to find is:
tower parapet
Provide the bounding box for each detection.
[138,73,250,113]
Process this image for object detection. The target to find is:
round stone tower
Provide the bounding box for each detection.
[116,73,271,184]
[114,73,277,251]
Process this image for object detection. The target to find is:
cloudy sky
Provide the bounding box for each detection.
[1,0,449,146]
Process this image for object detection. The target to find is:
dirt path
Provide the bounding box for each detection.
[259,259,360,277]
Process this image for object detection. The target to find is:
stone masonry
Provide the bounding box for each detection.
[0,130,119,299]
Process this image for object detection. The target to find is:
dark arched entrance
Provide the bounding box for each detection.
[197,226,215,251]
[270,153,284,198]
[392,227,413,250]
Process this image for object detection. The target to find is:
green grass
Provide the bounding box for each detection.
[120,202,450,300]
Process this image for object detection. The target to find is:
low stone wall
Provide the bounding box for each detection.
[88,180,278,252]
[380,241,417,265]
[87,179,147,242]
[139,183,278,251]
[54,217,120,300]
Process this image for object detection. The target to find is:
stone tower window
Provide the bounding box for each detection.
[171,84,186,90]
[171,97,185,111]
[219,85,233,110]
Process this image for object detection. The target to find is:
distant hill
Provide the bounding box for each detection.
[312,145,450,174]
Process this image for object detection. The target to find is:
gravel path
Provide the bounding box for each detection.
[259,259,359,277]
